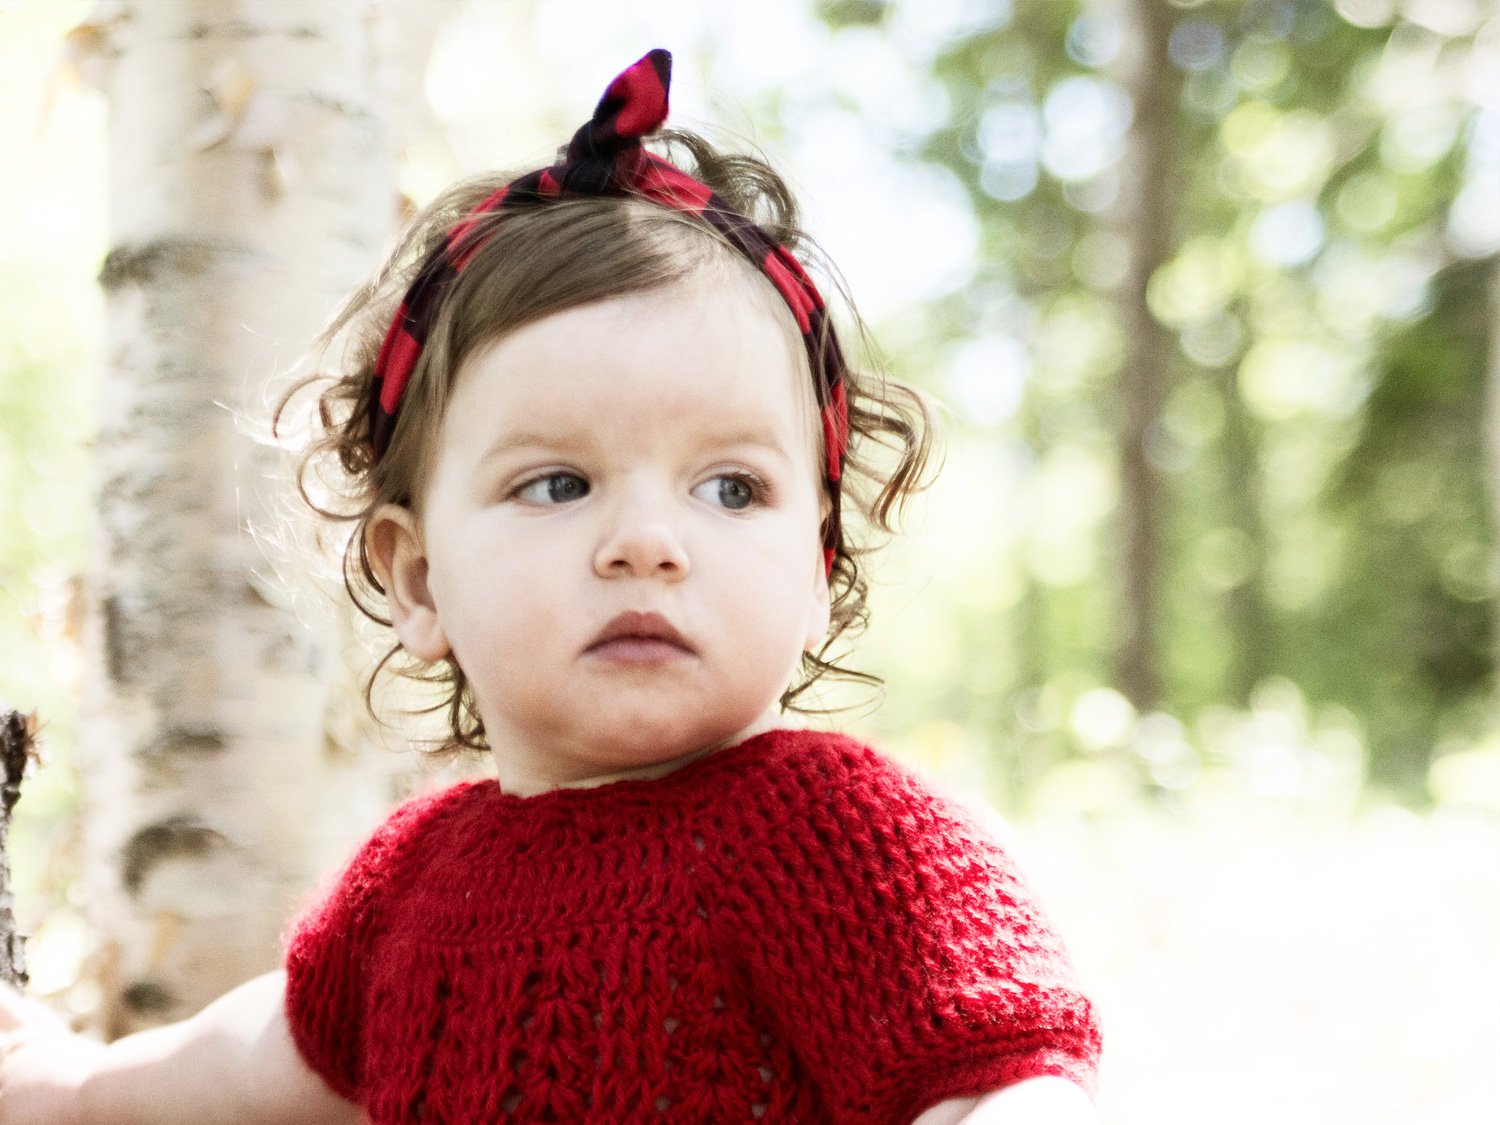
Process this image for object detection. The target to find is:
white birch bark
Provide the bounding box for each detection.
[76,0,414,1037]
[375,0,460,163]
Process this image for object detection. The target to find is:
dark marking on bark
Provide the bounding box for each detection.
[180,21,320,40]
[304,92,377,121]
[98,238,217,292]
[121,816,228,896]
[121,979,175,1015]
[146,727,227,758]
[103,594,130,684]
[184,19,252,39]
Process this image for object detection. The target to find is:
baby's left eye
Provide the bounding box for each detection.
[693,474,760,511]
[515,472,590,505]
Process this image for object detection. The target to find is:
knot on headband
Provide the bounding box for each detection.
[370,49,850,574]
[561,47,670,188]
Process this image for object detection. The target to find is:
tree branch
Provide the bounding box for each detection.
[0,707,33,989]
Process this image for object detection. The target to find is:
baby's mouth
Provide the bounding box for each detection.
[585,611,695,662]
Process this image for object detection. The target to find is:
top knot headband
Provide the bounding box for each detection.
[370,48,849,574]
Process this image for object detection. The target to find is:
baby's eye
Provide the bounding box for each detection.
[515,472,589,505]
[693,473,761,511]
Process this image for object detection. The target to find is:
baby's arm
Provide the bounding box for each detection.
[915,1077,1099,1124]
[0,973,359,1125]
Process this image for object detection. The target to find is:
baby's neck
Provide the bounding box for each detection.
[489,714,790,798]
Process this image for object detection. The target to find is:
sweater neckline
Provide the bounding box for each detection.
[476,727,800,811]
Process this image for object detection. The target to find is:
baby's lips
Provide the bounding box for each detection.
[586,610,694,654]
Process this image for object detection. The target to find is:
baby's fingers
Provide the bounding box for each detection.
[0,1021,102,1125]
[0,987,27,1034]
[0,987,63,1035]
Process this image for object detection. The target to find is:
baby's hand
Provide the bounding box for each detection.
[0,984,104,1125]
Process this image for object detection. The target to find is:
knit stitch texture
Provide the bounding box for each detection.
[284,729,1100,1123]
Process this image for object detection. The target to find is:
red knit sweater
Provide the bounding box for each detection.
[284,729,1100,1123]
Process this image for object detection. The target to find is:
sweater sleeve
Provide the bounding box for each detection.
[713,737,1100,1124]
[281,786,457,1103]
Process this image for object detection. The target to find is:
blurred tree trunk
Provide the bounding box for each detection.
[1489,256,1500,692]
[76,0,414,1038]
[1112,0,1178,709]
[1219,363,1271,706]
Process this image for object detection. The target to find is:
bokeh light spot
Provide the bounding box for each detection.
[947,335,1028,427]
[1231,39,1291,93]
[1148,236,1243,325]
[1179,312,1245,367]
[1223,105,1335,199]
[1249,200,1326,267]
[1163,379,1227,447]
[1334,171,1398,232]
[1169,18,1225,72]
[1041,76,1131,182]
[1197,528,1256,590]
[1071,687,1137,751]
[981,160,1039,201]
[1036,292,1125,388]
[1237,339,1352,419]
[1380,104,1462,174]
[979,100,1041,163]
[1066,12,1125,69]
[1333,0,1396,28]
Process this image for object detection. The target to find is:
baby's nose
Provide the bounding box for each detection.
[592,491,690,579]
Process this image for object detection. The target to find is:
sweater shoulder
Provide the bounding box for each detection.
[708,730,1100,1112]
[372,778,493,849]
[291,778,492,934]
[733,727,962,827]
[346,779,491,879]
[709,728,998,886]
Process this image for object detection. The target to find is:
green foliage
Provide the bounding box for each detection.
[1308,257,1496,792]
[817,0,1498,807]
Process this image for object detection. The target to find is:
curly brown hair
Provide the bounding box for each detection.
[275,130,937,757]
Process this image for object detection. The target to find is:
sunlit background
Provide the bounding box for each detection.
[1,0,1496,1121]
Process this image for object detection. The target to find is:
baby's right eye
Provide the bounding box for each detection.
[514,472,590,505]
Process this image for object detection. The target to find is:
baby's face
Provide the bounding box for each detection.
[392,265,831,793]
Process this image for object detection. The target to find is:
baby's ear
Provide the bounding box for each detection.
[803,553,832,654]
[366,504,452,661]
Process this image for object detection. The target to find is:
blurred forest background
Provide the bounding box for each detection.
[1,0,1496,1122]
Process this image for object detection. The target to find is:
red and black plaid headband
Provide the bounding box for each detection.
[370,48,849,573]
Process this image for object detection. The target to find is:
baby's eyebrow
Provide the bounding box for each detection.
[475,423,798,464]
[701,407,814,445]
[704,426,791,452]
[478,430,586,462]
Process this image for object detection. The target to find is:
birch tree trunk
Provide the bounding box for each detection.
[78,0,406,1038]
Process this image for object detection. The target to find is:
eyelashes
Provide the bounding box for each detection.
[512,472,589,505]
[508,469,772,511]
[691,471,770,511]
